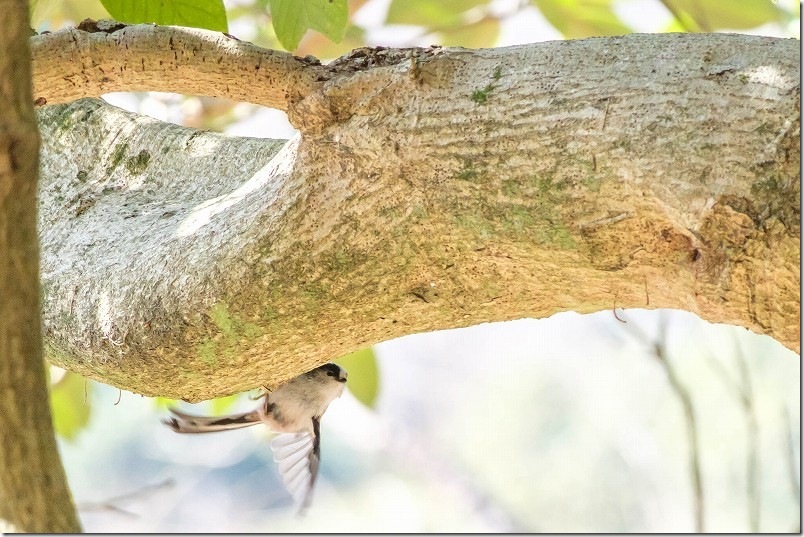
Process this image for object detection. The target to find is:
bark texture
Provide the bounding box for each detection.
[31,21,325,111]
[0,0,82,532]
[34,32,799,401]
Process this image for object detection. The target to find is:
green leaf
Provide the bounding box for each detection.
[49,372,91,441]
[209,393,242,414]
[387,0,487,28]
[296,23,366,59]
[660,0,785,31]
[269,0,348,51]
[98,0,228,32]
[335,347,379,408]
[439,16,500,48]
[532,0,633,38]
[153,396,179,409]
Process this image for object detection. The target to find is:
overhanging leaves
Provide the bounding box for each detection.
[386,0,487,27]
[99,0,228,32]
[336,347,380,408]
[659,0,785,32]
[49,372,91,441]
[269,0,347,51]
[532,0,632,38]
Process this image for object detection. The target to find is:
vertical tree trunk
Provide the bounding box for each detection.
[0,0,82,532]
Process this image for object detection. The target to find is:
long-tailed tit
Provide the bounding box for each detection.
[163,363,348,511]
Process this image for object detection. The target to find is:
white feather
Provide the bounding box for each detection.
[270,432,316,508]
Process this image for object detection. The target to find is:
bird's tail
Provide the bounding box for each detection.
[163,407,261,433]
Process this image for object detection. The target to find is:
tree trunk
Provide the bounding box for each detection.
[31,29,799,401]
[0,0,82,532]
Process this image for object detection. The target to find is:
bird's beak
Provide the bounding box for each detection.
[338,371,348,383]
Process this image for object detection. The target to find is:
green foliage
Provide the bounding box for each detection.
[32,0,796,56]
[387,0,487,27]
[533,0,631,38]
[49,371,91,441]
[440,17,500,48]
[336,347,380,408]
[659,0,787,32]
[98,0,228,32]
[387,0,500,48]
[209,393,242,414]
[268,0,347,51]
[153,396,178,409]
[155,393,242,416]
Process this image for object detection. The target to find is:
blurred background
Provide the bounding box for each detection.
[38,0,800,532]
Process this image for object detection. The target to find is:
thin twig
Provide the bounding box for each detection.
[77,478,175,518]
[733,342,760,532]
[701,341,761,531]
[618,312,704,531]
[782,405,800,531]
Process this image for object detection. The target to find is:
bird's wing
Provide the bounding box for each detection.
[270,417,321,512]
[163,407,261,433]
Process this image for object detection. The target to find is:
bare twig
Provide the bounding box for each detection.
[618,312,704,531]
[733,342,760,532]
[782,406,800,531]
[705,339,762,532]
[385,426,531,532]
[77,478,175,518]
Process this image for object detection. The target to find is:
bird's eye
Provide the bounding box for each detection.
[326,371,335,377]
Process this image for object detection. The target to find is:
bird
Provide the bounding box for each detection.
[162,362,348,512]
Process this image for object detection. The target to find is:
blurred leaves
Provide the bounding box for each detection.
[32,0,797,52]
[386,0,499,48]
[336,347,379,408]
[49,371,91,441]
[269,0,348,51]
[532,0,631,38]
[297,23,366,59]
[98,0,228,32]
[209,393,242,414]
[31,0,110,30]
[439,16,500,48]
[659,0,787,32]
[153,396,179,409]
[387,0,487,27]
[153,393,243,414]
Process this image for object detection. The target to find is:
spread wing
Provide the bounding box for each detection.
[163,407,261,433]
[270,417,321,513]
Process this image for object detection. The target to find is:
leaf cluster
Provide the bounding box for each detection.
[30,0,796,54]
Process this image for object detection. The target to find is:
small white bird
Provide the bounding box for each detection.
[163,362,348,511]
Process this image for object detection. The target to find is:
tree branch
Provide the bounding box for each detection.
[34,32,799,400]
[30,20,327,112]
[0,0,81,531]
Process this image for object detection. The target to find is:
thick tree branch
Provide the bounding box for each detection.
[35,32,799,401]
[31,20,326,112]
[0,0,81,532]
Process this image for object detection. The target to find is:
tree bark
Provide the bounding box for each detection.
[0,0,82,532]
[30,21,324,111]
[32,30,799,401]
